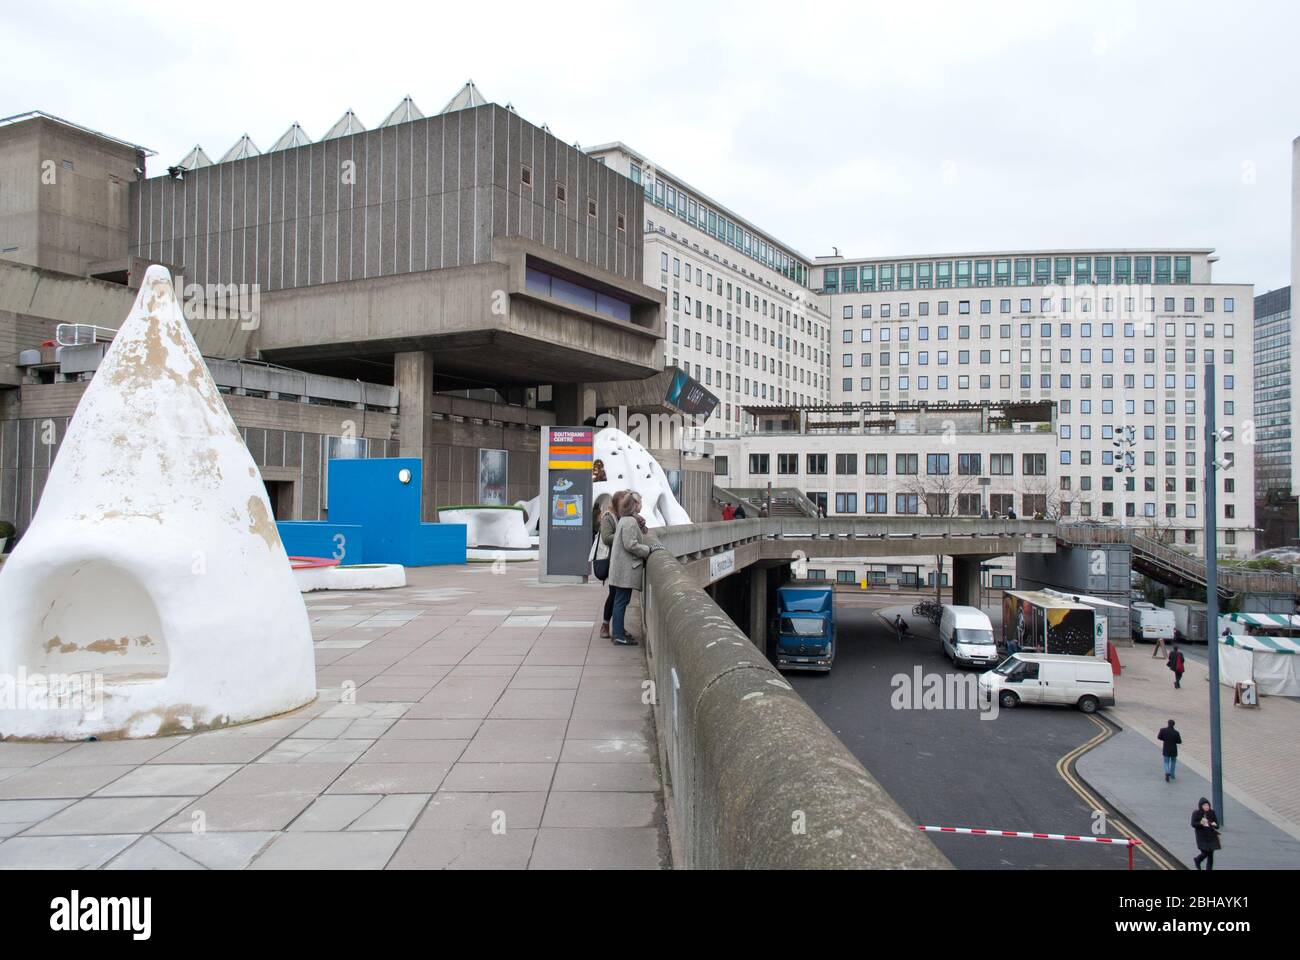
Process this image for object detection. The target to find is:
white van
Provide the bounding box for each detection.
[1130,602,1176,644]
[978,653,1115,713]
[939,605,999,668]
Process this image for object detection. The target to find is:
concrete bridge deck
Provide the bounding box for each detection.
[657,517,1057,585]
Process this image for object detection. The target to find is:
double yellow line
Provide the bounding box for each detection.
[1056,714,1179,871]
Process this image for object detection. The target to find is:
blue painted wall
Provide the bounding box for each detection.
[275,458,466,567]
[277,522,365,564]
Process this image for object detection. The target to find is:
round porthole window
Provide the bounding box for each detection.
[398,468,412,485]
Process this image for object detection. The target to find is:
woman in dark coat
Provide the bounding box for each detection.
[1191,797,1220,870]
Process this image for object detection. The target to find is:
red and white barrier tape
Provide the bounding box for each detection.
[917,825,1143,868]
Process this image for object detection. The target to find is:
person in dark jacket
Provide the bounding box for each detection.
[1191,798,1220,870]
[1167,644,1186,689]
[734,504,746,520]
[1157,719,1182,782]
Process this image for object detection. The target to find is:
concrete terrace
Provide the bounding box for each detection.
[0,562,670,870]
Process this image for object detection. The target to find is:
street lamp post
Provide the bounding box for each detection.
[1112,423,1136,527]
[1204,362,1227,824]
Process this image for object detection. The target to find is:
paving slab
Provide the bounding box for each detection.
[1077,726,1300,870]
[0,561,668,869]
[249,831,405,870]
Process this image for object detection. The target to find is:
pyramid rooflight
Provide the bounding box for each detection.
[219,134,260,162]
[322,109,367,140]
[269,122,312,152]
[381,96,425,127]
[440,80,487,114]
[176,144,212,170]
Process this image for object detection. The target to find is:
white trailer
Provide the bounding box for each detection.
[1165,598,1207,644]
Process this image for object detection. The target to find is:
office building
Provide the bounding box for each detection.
[815,250,1255,557]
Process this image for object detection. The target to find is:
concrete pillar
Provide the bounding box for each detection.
[748,565,769,658]
[552,383,596,426]
[951,556,982,608]
[395,350,437,521]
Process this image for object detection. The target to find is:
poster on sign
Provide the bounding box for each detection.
[540,426,595,582]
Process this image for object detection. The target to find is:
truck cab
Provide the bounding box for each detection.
[773,585,835,672]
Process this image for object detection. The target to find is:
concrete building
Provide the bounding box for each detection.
[1,91,669,533]
[586,144,832,440]
[1292,136,1300,501]
[1253,286,1291,501]
[0,111,151,281]
[712,399,1056,587]
[814,249,1255,558]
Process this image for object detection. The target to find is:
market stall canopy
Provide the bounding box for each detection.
[1221,612,1300,631]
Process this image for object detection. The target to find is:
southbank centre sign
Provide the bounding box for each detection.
[539,426,595,583]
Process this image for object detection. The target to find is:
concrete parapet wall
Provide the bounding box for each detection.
[642,546,950,869]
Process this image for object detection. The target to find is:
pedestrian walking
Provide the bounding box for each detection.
[734,503,747,520]
[1167,644,1186,689]
[1157,719,1182,782]
[1191,798,1220,870]
[758,501,770,518]
[593,492,621,639]
[721,502,735,521]
[608,491,661,646]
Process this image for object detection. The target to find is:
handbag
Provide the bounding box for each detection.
[589,529,611,581]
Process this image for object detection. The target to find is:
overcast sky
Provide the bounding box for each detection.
[6,0,1297,290]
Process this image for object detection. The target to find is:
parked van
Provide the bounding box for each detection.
[1130,602,1176,644]
[939,605,999,668]
[978,653,1115,713]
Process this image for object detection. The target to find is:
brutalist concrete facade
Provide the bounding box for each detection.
[130,103,642,293]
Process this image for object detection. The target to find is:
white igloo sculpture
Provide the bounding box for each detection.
[517,426,692,532]
[0,266,316,740]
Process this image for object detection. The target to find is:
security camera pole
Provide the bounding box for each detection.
[1204,362,1224,823]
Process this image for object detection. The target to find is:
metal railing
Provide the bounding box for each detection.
[1056,523,1300,597]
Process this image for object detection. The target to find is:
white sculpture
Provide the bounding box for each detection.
[0,266,316,740]
[517,426,692,532]
[437,506,532,549]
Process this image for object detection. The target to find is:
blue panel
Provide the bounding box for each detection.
[277,521,365,564]
[322,457,467,567]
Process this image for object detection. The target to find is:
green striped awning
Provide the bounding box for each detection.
[1224,612,1300,629]
[1223,634,1300,655]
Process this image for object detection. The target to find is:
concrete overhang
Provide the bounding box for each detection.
[655,518,1059,587]
[251,237,665,389]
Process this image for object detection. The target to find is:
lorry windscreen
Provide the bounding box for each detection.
[956,628,995,646]
[781,617,825,636]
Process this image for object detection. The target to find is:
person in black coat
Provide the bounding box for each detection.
[1191,798,1220,870]
[1167,644,1186,689]
[1157,719,1182,782]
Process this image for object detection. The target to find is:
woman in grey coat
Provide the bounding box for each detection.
[608,492,661,645]
[594,492,622,639]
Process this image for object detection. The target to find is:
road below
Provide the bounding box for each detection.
[787,600,1159,870]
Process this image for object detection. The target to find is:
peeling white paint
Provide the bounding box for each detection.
[0,266,316,739]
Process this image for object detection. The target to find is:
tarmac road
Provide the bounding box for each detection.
[787,601,1162,870]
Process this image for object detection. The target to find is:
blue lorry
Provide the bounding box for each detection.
[773,585,836,672]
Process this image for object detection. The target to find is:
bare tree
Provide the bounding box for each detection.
[900,469,980,602]
[1015,476,1061,520]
